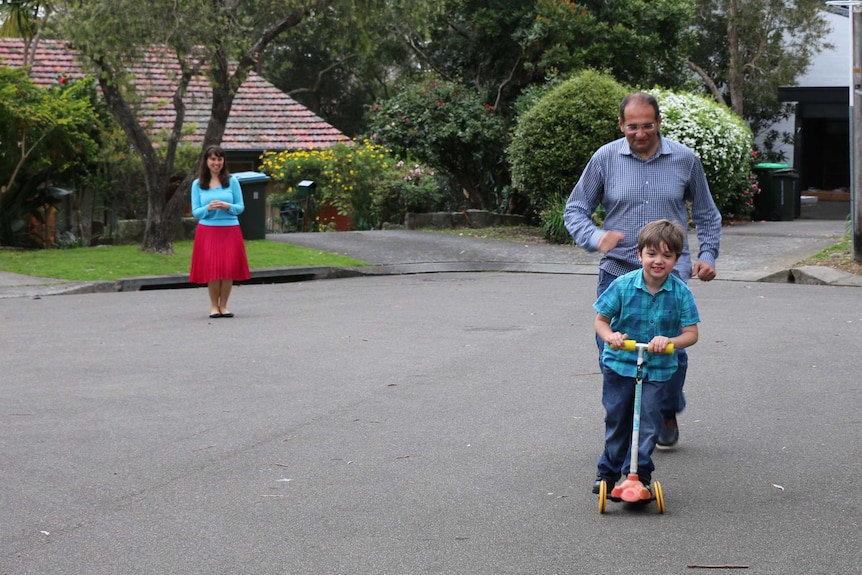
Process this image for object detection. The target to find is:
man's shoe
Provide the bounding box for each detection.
[657,416,679,448]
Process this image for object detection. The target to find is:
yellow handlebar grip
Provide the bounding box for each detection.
[619,340,675,354]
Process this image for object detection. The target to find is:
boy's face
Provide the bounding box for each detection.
[638,242,679,282]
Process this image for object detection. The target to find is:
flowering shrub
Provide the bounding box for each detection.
[366,76,508,211]
[650,89,757,220]
[372,160,447,225]
[259,139,444,229]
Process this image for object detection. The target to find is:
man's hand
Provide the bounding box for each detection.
[692,261,716,282]
[598,230,625,254]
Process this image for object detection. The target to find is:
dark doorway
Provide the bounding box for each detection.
[778,86,850,192]
[798,116,849,191]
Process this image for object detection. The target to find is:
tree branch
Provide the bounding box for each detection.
[686,60,726,106]
[398,27,452,81]
[287,54,360,97]
[493,50,522,112]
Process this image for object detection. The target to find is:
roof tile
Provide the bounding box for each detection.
[0,38,349,152]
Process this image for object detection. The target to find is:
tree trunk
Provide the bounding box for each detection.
[85,8,311,254]
[95,69,176,253]
[92,50,196,254]
[726,0,745,117]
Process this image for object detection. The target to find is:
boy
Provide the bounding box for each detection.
[591,219,700,495]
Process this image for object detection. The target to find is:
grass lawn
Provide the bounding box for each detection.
[797,232,862,276]
[0,240,367,281]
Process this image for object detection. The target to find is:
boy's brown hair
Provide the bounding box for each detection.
[637,219,685,256]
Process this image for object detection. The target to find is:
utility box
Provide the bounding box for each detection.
[297,180,316,196]
[234,171,271,240]
[753,163,798,222]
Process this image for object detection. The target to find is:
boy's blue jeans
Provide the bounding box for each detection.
[596,269,687,418]
[597,367,663,482]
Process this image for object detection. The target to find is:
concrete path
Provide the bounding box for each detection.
[0,218,859,299]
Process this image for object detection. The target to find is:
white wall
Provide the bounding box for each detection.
[765,9,850,162]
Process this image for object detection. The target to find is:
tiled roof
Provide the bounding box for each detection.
[0,38,348,152]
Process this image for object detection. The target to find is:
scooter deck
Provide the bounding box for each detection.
[598,480,665,514]
[606,493,656,504]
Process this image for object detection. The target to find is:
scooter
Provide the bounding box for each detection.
[598,340,674,514]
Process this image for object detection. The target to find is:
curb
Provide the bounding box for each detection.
[3,262,860,299]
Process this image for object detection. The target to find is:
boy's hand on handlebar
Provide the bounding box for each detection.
[604,332,628,349]
[648,336,672,354]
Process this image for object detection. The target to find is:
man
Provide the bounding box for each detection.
[564,92,721,451]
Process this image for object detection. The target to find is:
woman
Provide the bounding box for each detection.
[189,145,250,318]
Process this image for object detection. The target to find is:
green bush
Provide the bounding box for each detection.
[366,75,508,211]
[539,193,571,244]
[508,70,628,216]
[510,73,758,235]
[259,140,444,230]
[373,160,448,225]
[650,89,756,220]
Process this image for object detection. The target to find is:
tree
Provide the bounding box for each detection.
[521,0,696,91]
[261,5,418,137]
[0,1,55,66]
[687,0,831,140]
[0,66,101,245]
[405,0,696,118]
[262,0,697,143]
[52,0,438,253]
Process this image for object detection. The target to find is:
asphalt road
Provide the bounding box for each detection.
[2,246,861,573]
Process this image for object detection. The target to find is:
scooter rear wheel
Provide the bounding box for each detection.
[598,480,608,514]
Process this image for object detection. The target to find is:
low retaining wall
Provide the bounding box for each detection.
[405,210,525,230]
[115,218,197,244]
[115,212,524,242]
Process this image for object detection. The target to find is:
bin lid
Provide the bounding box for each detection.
[233,171,271,183]
[754,162,790,170]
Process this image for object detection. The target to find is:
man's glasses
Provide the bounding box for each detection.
[623,122,657,133]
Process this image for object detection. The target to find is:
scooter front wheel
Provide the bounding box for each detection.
[653,481,665,514]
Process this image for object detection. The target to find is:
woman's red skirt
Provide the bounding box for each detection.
[189,224,250,284]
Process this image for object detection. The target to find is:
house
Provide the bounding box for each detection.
[0,37,351,238]
[0,38,348,173]
[775,7,852,215]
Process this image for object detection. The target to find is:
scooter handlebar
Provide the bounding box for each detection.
[614,339,675,354]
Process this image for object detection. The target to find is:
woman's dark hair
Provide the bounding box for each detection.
[198,145,231,188]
